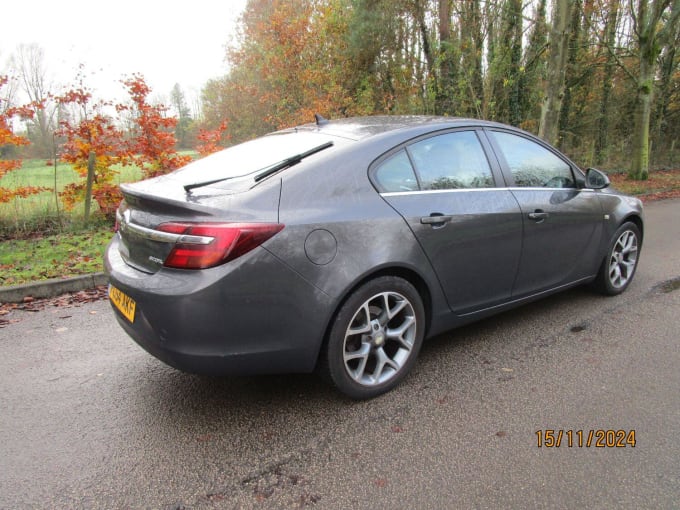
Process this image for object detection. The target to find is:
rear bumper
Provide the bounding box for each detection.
[105,235,334,375]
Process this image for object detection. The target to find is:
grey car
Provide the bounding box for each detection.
[105,116,643,399]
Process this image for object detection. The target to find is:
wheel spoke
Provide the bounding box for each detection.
[371,347,399,383]
[620,259,635,278]
[386,315,415,349]
[386,296,407,320]
[609,258,618,274]
[622,233,635,253]
[348,303,372,336]
[344,342,370,381]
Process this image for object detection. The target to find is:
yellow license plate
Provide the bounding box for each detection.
[109,285,136,323]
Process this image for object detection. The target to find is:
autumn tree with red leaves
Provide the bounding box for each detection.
[56,85,128,217]
[196,119,230,157]
[118,75,191,178]
[0,75,47,203]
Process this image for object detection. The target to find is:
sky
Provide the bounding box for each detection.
[1,0,248,109]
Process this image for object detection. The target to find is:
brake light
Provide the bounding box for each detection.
[157,222,284,269]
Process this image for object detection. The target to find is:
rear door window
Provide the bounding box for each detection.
[407,131,495,190]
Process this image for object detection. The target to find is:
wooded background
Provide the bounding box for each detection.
[202,0,680,179]
[3,0,680,184]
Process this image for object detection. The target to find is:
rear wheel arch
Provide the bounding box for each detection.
[315,266,433,369]
[340,267,432,336]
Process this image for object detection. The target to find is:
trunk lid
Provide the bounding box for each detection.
[115,175,281,274]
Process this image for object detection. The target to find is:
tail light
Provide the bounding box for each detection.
[157,222,284,269]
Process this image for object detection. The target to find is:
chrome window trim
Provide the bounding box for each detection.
[381,187,597,197]
[381,188,494,197]
[507,187,594,192]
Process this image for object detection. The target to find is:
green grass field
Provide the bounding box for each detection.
[0,226,114,286]
[0,151,200,235]
[0,159,142,232]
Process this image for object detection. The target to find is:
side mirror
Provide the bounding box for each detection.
[585,168,610,189]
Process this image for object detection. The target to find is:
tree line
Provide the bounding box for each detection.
[203,0,680,180]
[3,0,680,194]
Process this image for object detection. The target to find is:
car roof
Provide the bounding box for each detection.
[277,115,511,141]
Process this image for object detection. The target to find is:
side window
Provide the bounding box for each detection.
[491,131,575,188]
[373,149,419,192]
[407,131,494,190]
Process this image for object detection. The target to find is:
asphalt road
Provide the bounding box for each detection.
[1,199,679,509]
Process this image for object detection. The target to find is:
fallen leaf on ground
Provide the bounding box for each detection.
[0,286,109,325]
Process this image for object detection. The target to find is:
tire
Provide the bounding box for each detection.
[319,276,425,399]
[593,221,641,296]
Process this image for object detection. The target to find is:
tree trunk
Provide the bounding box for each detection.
[435,0,455,115]
[538,0,572,145]
[84,151,95,224]
[508,0,524,126]
[596,0,620,165]
[652,22,679,160]
[557,1,583,149]
[466,0,484,117]
[483,0,497,119]
[629,52,655,180]
[629,0,680,179]
[520,0,547,126]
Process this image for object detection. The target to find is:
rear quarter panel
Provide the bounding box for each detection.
[264,141,452,337]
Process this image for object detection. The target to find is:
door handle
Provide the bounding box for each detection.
[420,214,453,226]
[528,210,549,221]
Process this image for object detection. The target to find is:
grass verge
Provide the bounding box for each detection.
[0,160,141,236]
[0,226,114,287]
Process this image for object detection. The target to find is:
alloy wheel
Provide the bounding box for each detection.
[342,291,417,386]
[608,229,638,289]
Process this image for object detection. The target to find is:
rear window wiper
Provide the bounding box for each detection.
[184,141,334,193]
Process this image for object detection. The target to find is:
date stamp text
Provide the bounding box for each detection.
[535,429,636,448]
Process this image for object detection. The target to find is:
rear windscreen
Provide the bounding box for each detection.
[172,131,345,186]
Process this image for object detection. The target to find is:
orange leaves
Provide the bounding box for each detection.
[55,86,128,216]
[0,186,48,203]
[119,74,190,178]
[92,184,123,216]
[55,75,191,215]
[0,75,48,203]
[57,88,92,106]
[0,159,22,178]
[222,0,355,135]
[196,120,230,156]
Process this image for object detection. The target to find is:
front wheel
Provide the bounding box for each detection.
[319,276,425,399]
[593,221,641,296]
